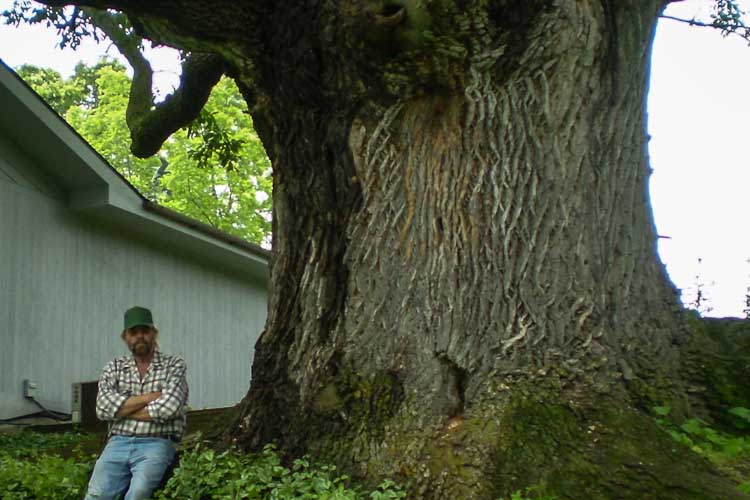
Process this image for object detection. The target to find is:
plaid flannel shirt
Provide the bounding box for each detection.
[96,351,189,440]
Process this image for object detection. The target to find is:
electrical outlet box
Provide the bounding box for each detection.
[23,379,38,398]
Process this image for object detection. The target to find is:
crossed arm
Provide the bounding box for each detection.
[96,358,188,423]
[115,391,161,420]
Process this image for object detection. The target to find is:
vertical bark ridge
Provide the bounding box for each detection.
[336,1,669,414]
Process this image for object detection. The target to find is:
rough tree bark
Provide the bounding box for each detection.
[34,0,749,497]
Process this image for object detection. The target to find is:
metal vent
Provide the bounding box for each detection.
[71,381,99,424]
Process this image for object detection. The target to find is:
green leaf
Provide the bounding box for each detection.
[652,406,671,417]
[729,407,750,422]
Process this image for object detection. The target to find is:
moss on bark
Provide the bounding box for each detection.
[220,315,750,499]
[491,393,746,499]
[278,369,750,499]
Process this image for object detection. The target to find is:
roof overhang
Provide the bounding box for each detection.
[0,59,270,284]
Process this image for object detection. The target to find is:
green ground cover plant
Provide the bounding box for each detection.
[4,405,749,500]
[0,431,406,500]
[0,430,96,499]
[156,442,406,500]
[653,405,750,487]
[498,486,557,500]
[0,452,94,500]
[0,429,94,458]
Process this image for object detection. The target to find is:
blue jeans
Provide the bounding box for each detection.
[84,435,176,500]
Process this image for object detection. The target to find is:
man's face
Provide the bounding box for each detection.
[124,325,156,357]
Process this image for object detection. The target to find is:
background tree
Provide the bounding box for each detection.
[16,61,272,243]
[6,1,750,498]
[163,80,272,243]
[15,64,82,114]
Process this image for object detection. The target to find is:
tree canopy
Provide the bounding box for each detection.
[15,60,272,244]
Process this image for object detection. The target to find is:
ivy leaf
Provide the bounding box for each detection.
[729,406,750,422]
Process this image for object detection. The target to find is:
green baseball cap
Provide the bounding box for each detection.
[124,306,154,330]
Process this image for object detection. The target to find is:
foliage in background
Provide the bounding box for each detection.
[660,0,750,43]
[653,406,750,487]
[0,431,95,500]
[0,431,406,500]
[684,257,715,316]
[15,61,272,245]
[0,430,93,458]
[157,442,406,500]
[497,486,557,500]
[0,453,93,500]
[710,0,750,41]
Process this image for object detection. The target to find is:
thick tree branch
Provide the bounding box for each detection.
[34,0,108,8]
[127,53,226,157]
[83,9,151,115]
[8,3,249,162]
[34,0,268,46]
[77,8,227,157]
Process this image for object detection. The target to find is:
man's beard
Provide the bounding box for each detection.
[130,341,153,356]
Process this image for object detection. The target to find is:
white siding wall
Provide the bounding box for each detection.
[0,140,268,417]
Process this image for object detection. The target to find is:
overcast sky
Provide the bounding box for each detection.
[1,0,749,317]
[649,0,750,317]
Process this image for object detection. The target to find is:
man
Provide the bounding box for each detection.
[85,306,189,500]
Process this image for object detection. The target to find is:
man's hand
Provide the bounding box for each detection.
[126,407,153,421]
[115,391,162,418]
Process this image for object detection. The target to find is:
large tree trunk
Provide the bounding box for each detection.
[223,1,734,497]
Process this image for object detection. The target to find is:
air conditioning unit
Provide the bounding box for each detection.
[71,381,99,424]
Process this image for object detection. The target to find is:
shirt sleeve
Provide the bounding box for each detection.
[96,360,128,421]
[146,357,188,423]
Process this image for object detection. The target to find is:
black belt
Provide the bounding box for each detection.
[109,434,181,443]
